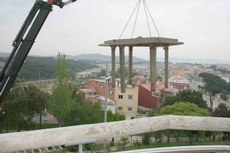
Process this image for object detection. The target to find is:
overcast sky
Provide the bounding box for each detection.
[0,0,229,61]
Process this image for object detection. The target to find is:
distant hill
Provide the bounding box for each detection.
[0,56,98,81]
[69,53,230,64]
[0,52,229,64]
[0,52,10,58]
[66,53,147,63]
[158,57,230,65]
[67,54,110,62]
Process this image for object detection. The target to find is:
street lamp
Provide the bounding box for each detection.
[104,76,111,123]
[103,63,110,153]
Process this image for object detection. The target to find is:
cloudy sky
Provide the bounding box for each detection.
[0,0,229,61]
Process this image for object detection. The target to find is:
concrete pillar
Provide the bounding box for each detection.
[111,46,116,88]
[150,45,157,92]
[119,46,126,93]
[164,46,169,88]
[128,46,133,85]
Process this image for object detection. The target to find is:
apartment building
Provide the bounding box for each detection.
[114,85,138,119]
[168,75,190,90]
[138,84,160,111]
[78,88,116,113]
[86,79,115,100]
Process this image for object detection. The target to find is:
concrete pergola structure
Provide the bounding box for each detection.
[99,37,184,93]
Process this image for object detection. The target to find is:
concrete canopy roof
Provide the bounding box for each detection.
[99,37,184,47]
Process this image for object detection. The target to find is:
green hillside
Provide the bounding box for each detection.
[0,56,98,81]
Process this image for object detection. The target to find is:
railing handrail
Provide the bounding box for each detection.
[114,145,230,153]
[0,115,229,153]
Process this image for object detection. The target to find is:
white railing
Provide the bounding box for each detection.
[0,115,230,153]
[115,145,230,153]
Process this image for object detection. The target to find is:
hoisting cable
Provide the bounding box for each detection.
[119,0,160,39]
[143,0,160,37]
[131,0,141,38]
[143,0,152,37]
[119,0,141,39]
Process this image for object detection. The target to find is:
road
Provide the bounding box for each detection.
[189,80,230,109]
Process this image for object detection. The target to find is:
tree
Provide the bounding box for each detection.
[97,69,106,77]
[213,103,230,140]
[49,53,105,127]
[159,102,209,116]
[156,76,162,81]
[157,102,210,145]
[164,90,208,109]
[199,72,229,94]
[4,84,48,131]
[107,110,125,143]
[199,72,230,110]
[119,136,129,150]
[107,110,125,122]
[142,132,152,145]
[48,53,75,126]
[64,102,104,126]
[0,56,99,81]
[217,103,228,110]
[220,92,228,101]
[213,103,230,118]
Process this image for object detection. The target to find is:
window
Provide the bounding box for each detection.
[118,106,123,110]
[128,107,132,111]
[128,95,133,99]
[118,95,123,99]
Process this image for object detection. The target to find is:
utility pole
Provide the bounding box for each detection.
[103,62,109,153]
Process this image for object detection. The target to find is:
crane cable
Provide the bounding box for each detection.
[143,0,160,37]
[143,0,152,37]
[119,0,141,39]
[131,0,141,38]
[119,0,160,39]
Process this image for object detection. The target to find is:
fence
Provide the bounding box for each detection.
[0,115,229,153]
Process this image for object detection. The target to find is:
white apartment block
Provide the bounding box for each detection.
[114,85,138,119]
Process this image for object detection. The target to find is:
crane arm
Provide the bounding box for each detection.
[0,0,77,103]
